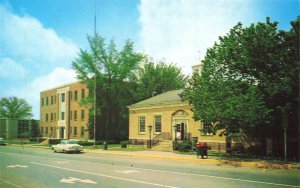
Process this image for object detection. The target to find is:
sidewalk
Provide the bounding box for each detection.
[85,149,300,170]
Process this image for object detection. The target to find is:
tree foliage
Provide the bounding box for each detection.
[133,58,187,101]
[72,34,144,140]
[0,97,33,119]
[183,17,299,137]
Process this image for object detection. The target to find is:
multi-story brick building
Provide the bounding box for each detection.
[40,82,90,140]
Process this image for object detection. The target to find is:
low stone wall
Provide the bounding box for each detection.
[127,144,147,149]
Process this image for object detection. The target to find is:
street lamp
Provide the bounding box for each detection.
[93,73,96,147]
[148,125,152,149]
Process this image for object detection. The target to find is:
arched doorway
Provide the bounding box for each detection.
[172,110,189,141]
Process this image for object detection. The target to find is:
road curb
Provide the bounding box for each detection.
[84,149,300,170]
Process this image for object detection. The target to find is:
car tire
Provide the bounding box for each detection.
[54,150,57,153]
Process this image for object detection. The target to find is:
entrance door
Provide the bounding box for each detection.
[59,127,65,139]
[180,123,185,140]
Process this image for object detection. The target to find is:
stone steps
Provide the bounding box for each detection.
[152,140,173,151]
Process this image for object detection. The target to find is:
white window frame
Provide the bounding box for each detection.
[138,116,146,134]
[154,115,162,134]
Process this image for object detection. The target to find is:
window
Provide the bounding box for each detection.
[202,122,213,135]
[154,115,162,133]
[81,126,84,137]
[70,91,73,100]
[46,113,49,122]
[70,111,72,120]
[51,96,54,105]
[46,97,48,106]
[138,116,145,133]
[81,109,85,121]
[74,90,78,100]
[61,93,65,102]
[61,112,65,120]
[74,110,77,121]
[81,89,85,98]
[74,127,77,136]
[41,127,44,134]
[51,113,53,121]
[41,98,44,107]
[46,127,48,135]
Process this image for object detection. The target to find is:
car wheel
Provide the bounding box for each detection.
[54,149,57,153]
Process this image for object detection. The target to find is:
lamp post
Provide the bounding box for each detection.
[148,125,152,149]
[93,73,96,147]
[173,125,177,150]
[49,131,53,148]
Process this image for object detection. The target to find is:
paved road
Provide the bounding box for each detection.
[0,146,299,188]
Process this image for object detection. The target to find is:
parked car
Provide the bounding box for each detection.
[0,138,7,145]
[52,140,83,153]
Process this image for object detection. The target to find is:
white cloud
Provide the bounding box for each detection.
[8,67,77,119]
[0,5,80,119]
[0,5,79,74]
[138,0,256,75]
[0,57,27,79]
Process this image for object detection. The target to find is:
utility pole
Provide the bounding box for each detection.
[290,16,300,161]
[93,0,97,147]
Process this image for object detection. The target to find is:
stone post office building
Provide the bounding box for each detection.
[127,89,228,151]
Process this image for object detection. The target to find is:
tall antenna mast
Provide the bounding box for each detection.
[94,0,97,36]
[93,0,97,147]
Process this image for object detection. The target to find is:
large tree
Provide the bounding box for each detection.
[0,97,33,119]
[72,34,144,140]
[133,58,187,101]
[183,17,299,156]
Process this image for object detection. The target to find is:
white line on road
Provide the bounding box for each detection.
[115,170,140,174]
[7,164,28,168]
[1,151,299,188]
[30,162,178,188]
[60,177,97,184]
[0,178,23,188]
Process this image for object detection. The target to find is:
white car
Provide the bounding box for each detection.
[52,140,83,153]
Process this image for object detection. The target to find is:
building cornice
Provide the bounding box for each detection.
[128,102,190,111]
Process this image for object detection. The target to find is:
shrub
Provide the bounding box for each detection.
[120,141,128,148]
[176,141,192,152]
[77,141,103,146]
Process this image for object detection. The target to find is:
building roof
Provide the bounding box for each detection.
[128,89,185,109]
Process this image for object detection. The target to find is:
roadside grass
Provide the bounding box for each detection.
[83,144,119,150]
[7,140,50,147]
[83,144,146,151]
[7,140,39,145]
[109,147,146,152]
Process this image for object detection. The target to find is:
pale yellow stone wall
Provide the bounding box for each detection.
[128,103,226,144]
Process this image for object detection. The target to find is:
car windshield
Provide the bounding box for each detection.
[68,140,78,144]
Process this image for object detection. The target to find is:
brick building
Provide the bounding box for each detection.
[0,118,39,139]
[40,82,90,140]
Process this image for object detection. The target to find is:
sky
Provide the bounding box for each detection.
[0,0,299,119]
